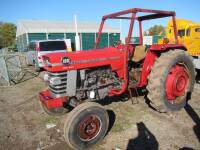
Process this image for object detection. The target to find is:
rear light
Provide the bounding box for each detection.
[38,56,41,59]
[36,43,40,51]
[43,57,52,67]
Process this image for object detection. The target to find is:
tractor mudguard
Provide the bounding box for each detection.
[137,44,187,87]
[149,44,186,51]
[137,50,158,87]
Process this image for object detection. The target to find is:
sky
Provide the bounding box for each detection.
[1,0,199,36]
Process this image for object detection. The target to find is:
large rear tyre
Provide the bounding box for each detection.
[63,102,109,150]
[147,50,195,112]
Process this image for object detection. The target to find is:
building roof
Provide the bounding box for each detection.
[16,20,120,36]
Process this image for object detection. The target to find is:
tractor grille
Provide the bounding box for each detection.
[47,72,68,98]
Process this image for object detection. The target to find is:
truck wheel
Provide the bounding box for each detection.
[63,102,109,150]
[33,60,40,72]
[41,103,69,116]
[147,50,195,112]
[34,63,40,72]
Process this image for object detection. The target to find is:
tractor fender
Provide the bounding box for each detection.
[137,44,187,87]
[149,44,186,51]
[137,51,158,87]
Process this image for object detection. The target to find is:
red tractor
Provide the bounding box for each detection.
[39,8,195,149]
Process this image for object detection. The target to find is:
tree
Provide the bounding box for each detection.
[144,25,166,36]
[0,22,3,48]
[0,22,16,48]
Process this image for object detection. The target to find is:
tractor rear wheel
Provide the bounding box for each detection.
[147,50,195,112]
[63,102,109,150]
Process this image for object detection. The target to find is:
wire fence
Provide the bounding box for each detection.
[0,48,38,86]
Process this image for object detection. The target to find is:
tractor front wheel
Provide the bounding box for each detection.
[147,50,195,112]
[63,102,109,150]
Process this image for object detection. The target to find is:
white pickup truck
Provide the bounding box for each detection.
[26,39,71,71]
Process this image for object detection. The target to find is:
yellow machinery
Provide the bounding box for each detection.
[158,19,200,70]
[167,19,200,56]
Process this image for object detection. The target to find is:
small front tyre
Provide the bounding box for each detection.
[63,102,109,150]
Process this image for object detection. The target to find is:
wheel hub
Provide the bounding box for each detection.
[78,115,101,141]
[166,65,189,100]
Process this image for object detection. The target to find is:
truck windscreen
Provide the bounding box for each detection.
[40,41,66,51]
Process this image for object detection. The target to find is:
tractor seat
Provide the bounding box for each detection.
[132,45,147,62]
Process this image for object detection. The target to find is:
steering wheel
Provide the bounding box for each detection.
[113,40,123,48]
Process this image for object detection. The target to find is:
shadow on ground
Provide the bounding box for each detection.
[97,88,146,106]
[126,122,159,150]
[106,109,116,135]
[195,69,200,83]
[179,147,195,150]
[184,103,200,142]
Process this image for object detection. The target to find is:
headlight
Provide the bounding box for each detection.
[43,73,49,82]
[44,57,52,66]
[62,57,71,65]
[49,77,61,85]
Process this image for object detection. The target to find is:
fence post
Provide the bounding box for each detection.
[3,56,11,86]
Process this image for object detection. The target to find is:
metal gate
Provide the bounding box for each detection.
[0,49,38,86]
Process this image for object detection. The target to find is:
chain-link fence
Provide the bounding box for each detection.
[0,49,38,86]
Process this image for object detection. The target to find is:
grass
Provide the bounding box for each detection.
[112,106,133,132]
[110,101,144,133]
[44,115,59,124]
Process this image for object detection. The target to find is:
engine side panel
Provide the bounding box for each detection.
[42,46,129,97]
[67,70,77,97]
[43,47,125,78]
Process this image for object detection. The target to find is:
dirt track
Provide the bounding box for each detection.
[0,73,200,150]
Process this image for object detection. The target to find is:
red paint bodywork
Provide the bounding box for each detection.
[39,89,68,108]
[43,46,129,96]
[138,44,187,87]
[166,65,189,100]
[39,8,186,108]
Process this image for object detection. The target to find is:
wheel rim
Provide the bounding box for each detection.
[78,115,102,141]
[166,64,189,102]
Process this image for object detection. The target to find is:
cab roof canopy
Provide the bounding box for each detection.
[95,8,178,48]
[102,8,176,21]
